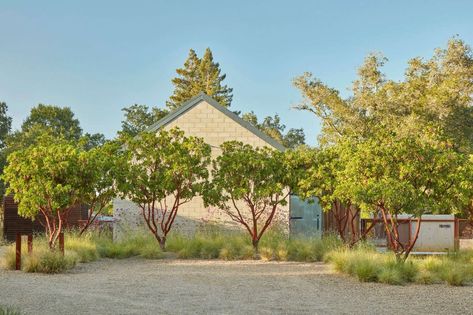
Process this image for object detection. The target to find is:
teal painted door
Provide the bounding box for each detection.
[289,196,323,238]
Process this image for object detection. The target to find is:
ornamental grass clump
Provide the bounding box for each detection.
[96,232,162,259]
[0,305,22,315]
[64,232,99,263]
[1,235,78,273]
[326,247,473,286]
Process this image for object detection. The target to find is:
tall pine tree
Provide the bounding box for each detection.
[167,48,233,110]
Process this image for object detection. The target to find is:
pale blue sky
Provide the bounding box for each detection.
[1,0,472,145]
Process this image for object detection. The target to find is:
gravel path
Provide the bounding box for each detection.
[0,258,472,315]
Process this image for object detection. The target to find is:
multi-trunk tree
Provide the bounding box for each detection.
[293,38,473,260]
[3,136,121,246]
[118,128,211,250]
[3,137,85,249]
[204,141,297,254]
[289,144,376,246]
[339,133,470,261]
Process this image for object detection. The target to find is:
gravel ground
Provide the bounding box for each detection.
[0,258,472,315]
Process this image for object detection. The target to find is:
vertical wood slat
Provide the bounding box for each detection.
[15,233,21,270]
[3,195,88,242]
[59,232,64,255]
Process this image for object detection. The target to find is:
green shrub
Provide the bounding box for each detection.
[219,237,253,260]
[377,261,417,285]
[200,238,224,259]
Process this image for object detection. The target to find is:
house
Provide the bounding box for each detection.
[113,93,323,239]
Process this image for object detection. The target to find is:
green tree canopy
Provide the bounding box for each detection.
[241,111,306,148]
[167,48,233,110]
[77,141,122,235]
[204,141,298,253]
[21,104,82,140]
[3,136,85,248]
[293,38,473,259]
[338,133,470,260]
[294,38,473,151]
[0,102,12,150]
[119,104,169,138]
[7,104,105,151]
[118,127,211,249]
[0,102,12,196]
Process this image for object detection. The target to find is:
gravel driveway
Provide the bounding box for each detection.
[0,258,472,315]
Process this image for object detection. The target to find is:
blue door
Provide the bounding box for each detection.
[289,196,323,238]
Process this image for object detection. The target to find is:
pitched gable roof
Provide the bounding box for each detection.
[146,92,286,151]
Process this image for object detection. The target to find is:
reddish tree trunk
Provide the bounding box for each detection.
[39,207,68,250]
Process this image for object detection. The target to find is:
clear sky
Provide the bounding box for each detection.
[1,0,473,145]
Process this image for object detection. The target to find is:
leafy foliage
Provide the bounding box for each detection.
[294,38,473,260]
[167,48,233,110]
[6,104,105,152]
[119,104,168,137]
[0,102,12,197]
[204,141,298,252]
[77,141,122,235]
[3,137,84,248]
[294,38,473,151]
[118,127,211,249]
[2,135,119,248]
[241,111,306,148]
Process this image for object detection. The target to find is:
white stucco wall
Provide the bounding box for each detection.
[411,215,455,251]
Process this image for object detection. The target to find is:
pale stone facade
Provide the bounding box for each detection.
[113,94,289,239]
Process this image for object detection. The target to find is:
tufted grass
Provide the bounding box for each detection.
[0,305,22,315]
[326,247,473,286]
